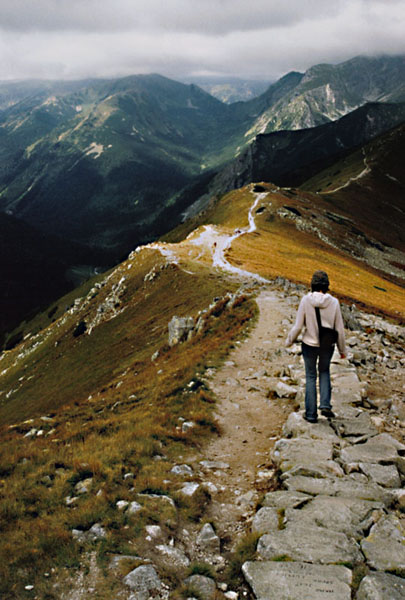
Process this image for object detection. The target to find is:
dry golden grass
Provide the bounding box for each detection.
[230,222,404,317]
[0,255,257,598]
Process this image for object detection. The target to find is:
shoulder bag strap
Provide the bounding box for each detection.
[315,306,322,336]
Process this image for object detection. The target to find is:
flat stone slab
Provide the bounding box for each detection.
[285,496,384,537]
[356,572,405,600]
[272,438,334,468]
[361,514,405,574]
[283,412,340,442]
[340,441,399,466]
[262,490,312,509]
[359,462,401,488]
[243,560,352,600]
[123,565,166,599]
[280,459,344,480]
[332,412,378,439]
[367,433,405,452]
[285,475,389,503]
[257,522,362,565]
[252,507,280,534]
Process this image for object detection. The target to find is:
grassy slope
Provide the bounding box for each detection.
[0,234,257,597]
[1,158,404,595]
[165,184,405,319]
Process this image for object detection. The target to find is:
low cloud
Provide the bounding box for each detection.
[0,0,404,81]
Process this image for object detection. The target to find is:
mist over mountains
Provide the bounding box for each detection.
[1,54,405,338]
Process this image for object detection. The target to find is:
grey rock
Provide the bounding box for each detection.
[235,490,258,509]
[180,482,200,496]
[285,475,389,503]
[88,523,107,541]
[184,575,216,600]
[356,572,405,600]
[275,381,297,398]
[156,544,190,568]
[285,496,384,537]
[280,459,345,480]
[75,477,93,495]
[332,412,378,439]
[145,525,162,538]
[251,507,280,534]
[72,529,86,543]
[168,316,195,346]
[361,514,405,574]
[127,501,142,515]
[123,565,164,598]
[116,500,129,511]
[367,432,405,452]
[262,490,312,509]
[359,462,401,488]
[196,523,220,553]
[243,560,352,600]
[200,460,230,470]
[109,554,143,570]
[283,412,340,442]
[257,522,362,565]
[389,400,405,423]
[340,440,399,466]
[272,437,334,468]
[182,421,196,433]
[171,464,194,477]
[137,493,176,508]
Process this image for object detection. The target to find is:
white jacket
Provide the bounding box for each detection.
[286,292,347,355]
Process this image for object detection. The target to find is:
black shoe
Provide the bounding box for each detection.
[321,408,335,419]
[303,415,318,423]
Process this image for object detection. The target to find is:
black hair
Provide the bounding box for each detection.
[311,282,329,293]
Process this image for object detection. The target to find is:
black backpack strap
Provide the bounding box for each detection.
[315,307,322,336]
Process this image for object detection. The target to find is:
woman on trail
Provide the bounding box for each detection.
[286,270,347,423]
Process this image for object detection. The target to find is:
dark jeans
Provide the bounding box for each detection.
[302,342,334,420]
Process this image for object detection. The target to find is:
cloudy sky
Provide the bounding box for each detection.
[0,0,404,82]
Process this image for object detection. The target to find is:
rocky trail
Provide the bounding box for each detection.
[185,284,405,600]
[114,191,405,599]
[115,282,405,600]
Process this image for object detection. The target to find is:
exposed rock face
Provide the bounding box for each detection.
[123,564,166,599]
[356,572,405,600]
[196,523,220,553]
[243,561,352,600]
[168,316,195,346]
[244,332,405,598]
[361,515,405,575]
[184,574,216,599]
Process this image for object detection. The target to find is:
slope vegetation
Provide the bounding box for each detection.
[0,172,404,596]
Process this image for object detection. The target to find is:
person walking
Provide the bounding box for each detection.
[285,270,347,423]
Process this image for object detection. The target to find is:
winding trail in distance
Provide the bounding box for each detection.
[139,191,269,282]
[323,148,371,194]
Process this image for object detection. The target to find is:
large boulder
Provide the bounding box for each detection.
[257,522,363,565]
[168,316,195,346]
[361,514,405,574]
[356,572,405,600]
[123,565,165,599]
[243,560,352,600]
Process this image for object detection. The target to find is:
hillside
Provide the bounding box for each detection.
[239,54,405,140]
[0,55,404,263]
[0,212,114,346]
[0,167,404,597]
[180,102,405,220]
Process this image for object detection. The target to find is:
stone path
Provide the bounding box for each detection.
[243,341,405,599]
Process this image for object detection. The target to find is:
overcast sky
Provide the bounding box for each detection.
[0,0,404,82]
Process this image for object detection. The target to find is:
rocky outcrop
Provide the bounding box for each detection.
[243,341,405,599]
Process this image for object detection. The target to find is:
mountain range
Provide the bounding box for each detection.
[1,54,405,339]
[0,53,405,598]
